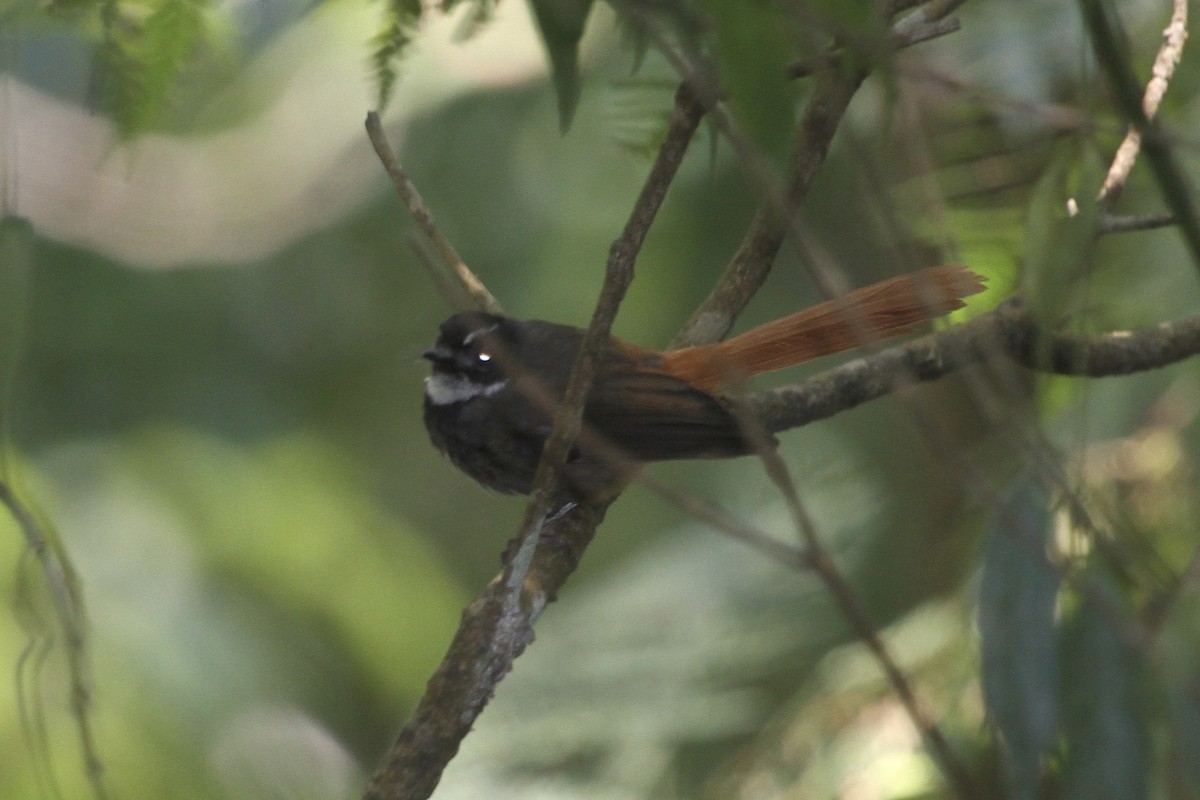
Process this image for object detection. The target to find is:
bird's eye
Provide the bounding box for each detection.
[477,352,492,363]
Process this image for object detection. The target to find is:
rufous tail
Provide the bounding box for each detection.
[661,265,986,392]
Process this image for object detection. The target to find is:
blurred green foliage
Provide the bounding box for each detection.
[3,0,1200,799]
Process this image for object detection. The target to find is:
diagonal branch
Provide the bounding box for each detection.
[365,112,503,314]
[361,83,706,800]
[672,61,870,347]
[512,81,707,561]
[672,0,971,349]
[732,397,982,798]
[1079,0,1200,271]
[1096,0,1189,203]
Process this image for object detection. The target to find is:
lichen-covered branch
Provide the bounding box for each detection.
[751,300,1200,433]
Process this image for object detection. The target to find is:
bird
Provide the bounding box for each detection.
[422,265,986,498]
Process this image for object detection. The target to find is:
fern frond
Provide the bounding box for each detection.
[605,78,676,158]
[93,0,210,137]
[370,0,423,112]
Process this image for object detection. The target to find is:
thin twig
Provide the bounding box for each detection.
[364,112,503,314]
[633,435,973,799]
[1,218,108,800]
[1099,211,1177,233]
[640,474,811,569]
[671,60,870,347]
[1079,0,1200,271]
[509,80,707,589]
[803,520,981,799]
[1097,0,1188,203]
[725,388,981,798]
[640,448,977,800]
[669,0,971,348]
[3,482,109,800]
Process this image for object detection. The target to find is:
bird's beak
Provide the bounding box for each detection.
[422,346,454,366]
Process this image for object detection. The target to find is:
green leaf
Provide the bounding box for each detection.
[613,0,705,76]
[95,0,211,137]
[1022,140,1104,331]
[141,0,206,108]
[607,78,678,159]
[528,0,595,132]
[1060,576,1148,800]
[979,479,1061,800]
[700,0,799,156]
[613,8,651,75]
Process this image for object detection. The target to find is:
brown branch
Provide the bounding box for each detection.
[659,6,973,350]
[672,63,871,347]
[750,300,1200,433]
[503,81,707,597]
[360,84,706,800]
[365,11,978,794]
[365,169,1200,800]
[511,81,706,559]
[364,112,503,314]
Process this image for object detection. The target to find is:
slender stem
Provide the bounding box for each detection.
[364,112,503,314]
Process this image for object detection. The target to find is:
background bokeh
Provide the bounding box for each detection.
[3,1,1200,798]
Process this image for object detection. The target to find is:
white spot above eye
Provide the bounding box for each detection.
[477,352,492,362]
[425,374,507,405]
[463,324,499,346]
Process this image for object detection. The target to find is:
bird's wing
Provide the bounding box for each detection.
[583,363,764,461]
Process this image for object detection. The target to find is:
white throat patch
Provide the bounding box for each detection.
[425,374,507,405]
